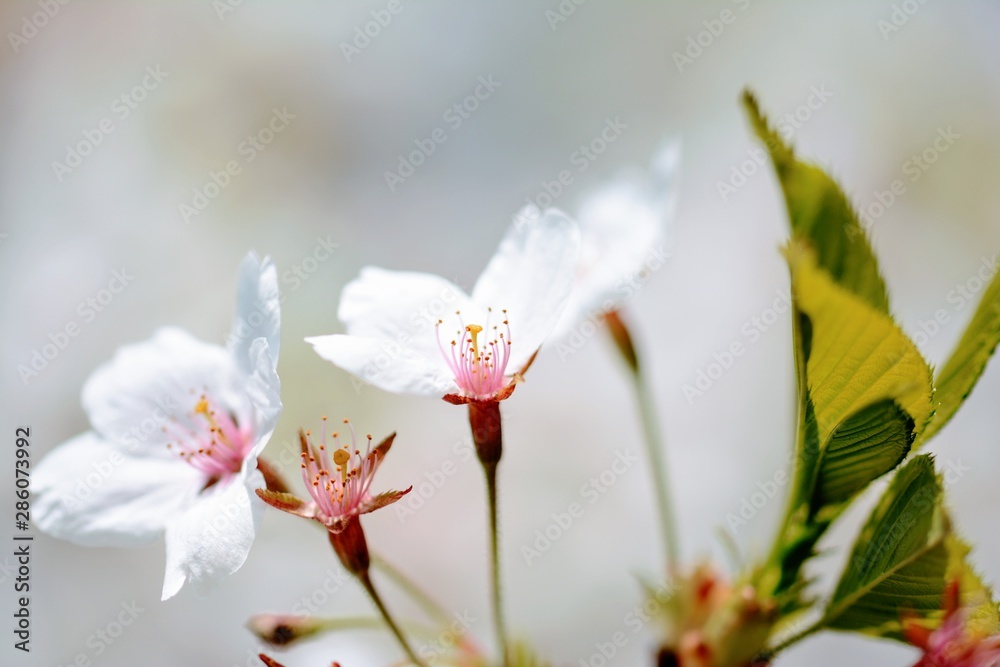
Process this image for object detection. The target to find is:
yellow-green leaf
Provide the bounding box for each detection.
[918,265,1000,445]
[743,89,889,313]
[763,246,933,599]
[788,244,933,441]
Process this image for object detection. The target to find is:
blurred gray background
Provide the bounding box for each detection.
[2,1,999,665]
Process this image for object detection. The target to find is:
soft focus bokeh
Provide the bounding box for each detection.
[2,2,1000,666]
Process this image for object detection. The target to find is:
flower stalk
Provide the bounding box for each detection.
[468,399,509,666]
[327,518,426,667]
[256,421,424,665]
[372,555,453,627]
[605,310,680,570]
[359,568,427,667]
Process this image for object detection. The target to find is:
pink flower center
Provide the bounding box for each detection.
[300,418,380,522]
[436,308,512,399]
[165,393,253,486]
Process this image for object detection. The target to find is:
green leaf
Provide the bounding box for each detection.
[777,246,932,526]
[742,89,889,313]
[824,455,948,639]
[763,249,933,602]
[759,222,934,608]
[744,93,935,611]
[813,400,913,511]
[918,265,1000,445]
[789,240,934,442]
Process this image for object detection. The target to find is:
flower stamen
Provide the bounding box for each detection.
[165,393,252,484]
[436,308,512,400]
[299,419,381,527]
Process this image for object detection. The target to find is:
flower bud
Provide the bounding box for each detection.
[247,614,330,647]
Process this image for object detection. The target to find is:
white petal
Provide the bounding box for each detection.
[160,468,264,600]
[551,140,680,340]
[338,266,473,361]
[228,252,281,373]
[307,334,458,397]
[33,432,201,547]
[82,327,242,454]
[242,338,282,464]
[472,208,582,369]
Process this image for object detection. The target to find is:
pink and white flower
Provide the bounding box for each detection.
[548,140,680,341]
[32,252,282,600]
[905,583,1000,667]
[256,419,410,576]
[255,419,409,534]
[306,209,581,403]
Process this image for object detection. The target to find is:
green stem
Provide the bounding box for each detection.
[483,460,509,667]
[468,400,508,666]
[372,554,453,627]
[317,616,439,639]
[632,367,680,570]
[359,571,429,667]
[763,308,813,591]
[754,617,825,662]
[606,310,680,570]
